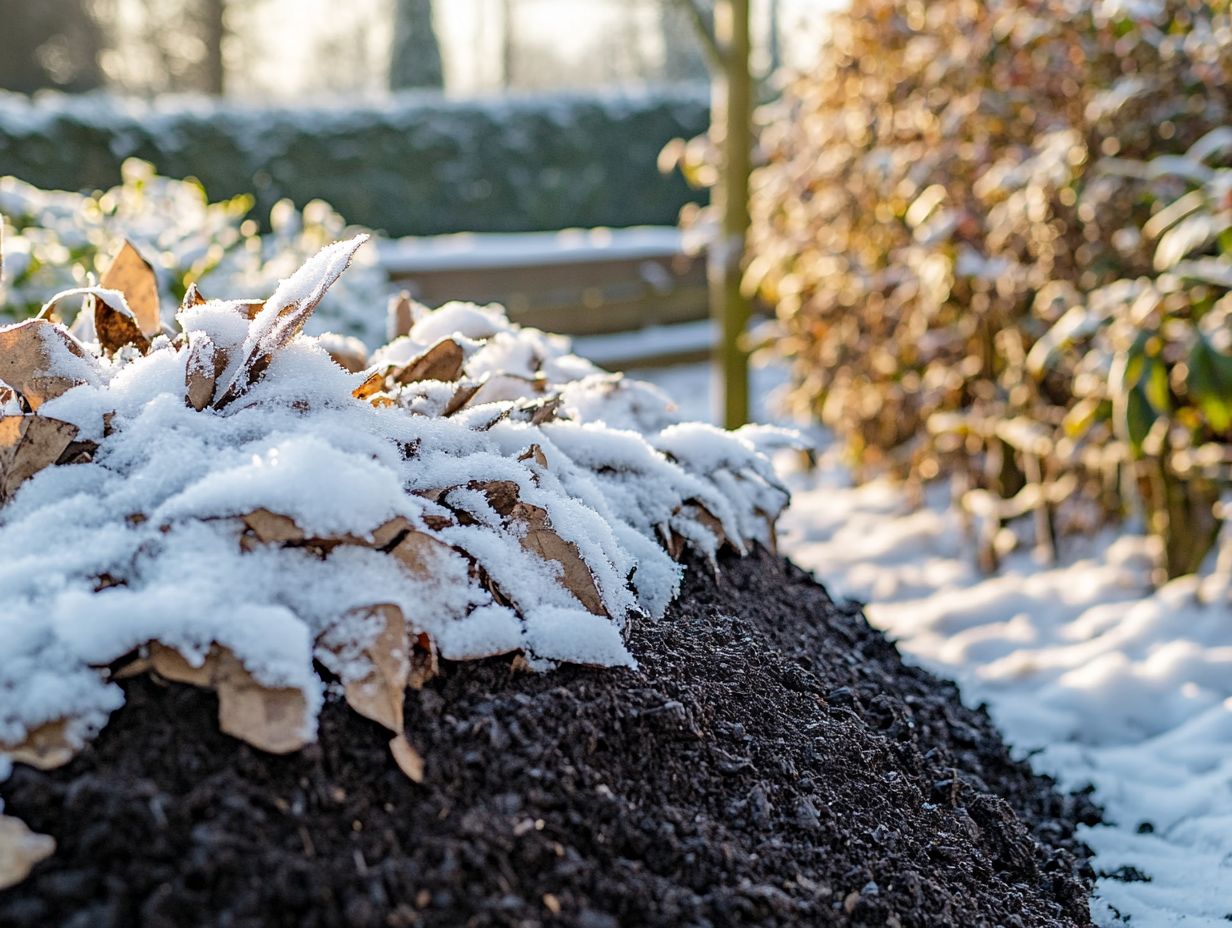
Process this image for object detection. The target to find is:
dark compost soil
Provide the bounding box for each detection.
[0,550,1098,928]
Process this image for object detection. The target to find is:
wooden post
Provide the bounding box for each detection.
[712,0,752,427]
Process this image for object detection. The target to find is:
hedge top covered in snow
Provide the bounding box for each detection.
[0,88,709,237]
[0,234,793,783]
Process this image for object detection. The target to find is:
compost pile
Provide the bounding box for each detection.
[0,236,1094,926]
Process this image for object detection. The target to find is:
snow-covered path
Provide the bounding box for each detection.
[641,360,1232,927]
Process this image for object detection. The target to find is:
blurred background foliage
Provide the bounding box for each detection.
[0,160,389,341]
[748,0,1232,581]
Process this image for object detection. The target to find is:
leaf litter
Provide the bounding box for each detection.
[0,235,797,886]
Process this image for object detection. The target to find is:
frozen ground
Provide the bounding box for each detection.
[640,359,1232,928]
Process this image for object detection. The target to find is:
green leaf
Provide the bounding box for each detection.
[1188,334,1232,432]
[1121,382,1157,455]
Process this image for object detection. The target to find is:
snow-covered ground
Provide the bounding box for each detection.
[640,359,1232,928]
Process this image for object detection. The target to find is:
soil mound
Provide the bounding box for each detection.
[0,551,1097,927]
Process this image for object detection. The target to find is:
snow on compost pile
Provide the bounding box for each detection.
[0,235,792,795]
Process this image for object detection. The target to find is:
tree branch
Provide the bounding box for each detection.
[670,0,725,72]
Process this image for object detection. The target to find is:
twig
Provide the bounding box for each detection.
[670,0,726,71]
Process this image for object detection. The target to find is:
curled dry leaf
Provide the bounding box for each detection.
[0,415,80,503]
[388,292,416,339]
[184,331,224,411]
[148,643,309,754]
[352,368,386,401]
[180,282,207,312]
[0,718,75,771]
[91,290,151,356]
[518,444,549,469]
[0,319,93,411]
[234,300,265,321]
[0,815,56,892]
[214,235,368,408]
[341,604,410,734]
[100,241,162,338]
[389,733,424,784]
[442,380,483,416]
[393,337,465,385]
[511,502,606,616]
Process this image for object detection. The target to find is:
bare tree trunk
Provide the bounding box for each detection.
[712,0,752,427]
[500,0,516,88]
[200,0,227,95]
[390,0,444,90]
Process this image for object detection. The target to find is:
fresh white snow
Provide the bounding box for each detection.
[0,242,791,770]
[639,359,1232,928]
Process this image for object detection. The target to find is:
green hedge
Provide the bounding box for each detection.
[0,89,709,236]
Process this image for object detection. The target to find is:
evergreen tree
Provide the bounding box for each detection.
[389,0,443,91]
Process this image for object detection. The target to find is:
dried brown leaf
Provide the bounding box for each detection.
[234,300,265,321]
[472,479,521,518]
[110,654,152,680]
[180,283,207,312]
[389,292,415,339]
[241,509,306,544]
[665,531,687,561]
[0,320,93,411]
[216,673,309,755]
[527,397,562,426]
[393,338,464,385]
[342,604,409,734]
[370,515,413,549]
[0,815,56,891]
[214,236,367,408]
[352,368,387,401]
[389,733,424,783]
[442,380,482,416]
[148,642,309,753]
[0,415,79,503]
[518,444,549,469]
[388,530,454,581]
[0,719,75,771]
[184,331,224,411]
[511,502,606,616]
[692,504,730,550]
[89,290,151,356]
[148,642,216,687]
[100,241,161,337]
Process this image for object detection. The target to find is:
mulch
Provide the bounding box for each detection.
[0,549,1098,927]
